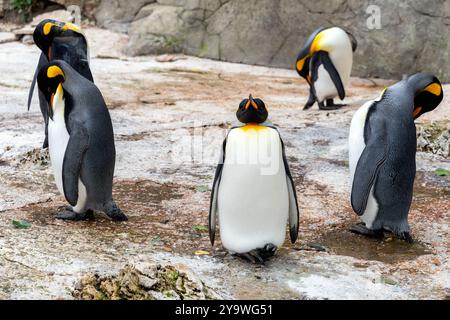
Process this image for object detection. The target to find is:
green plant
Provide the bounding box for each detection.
[10,0,33,13]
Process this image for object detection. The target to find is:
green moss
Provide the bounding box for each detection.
[10,0,33,13]
[434,168,450,176]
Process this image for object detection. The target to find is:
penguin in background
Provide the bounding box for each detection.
[28,19,93,149]
[209,95,299,263]
[349,73,443,242]
[37,60,127,222]
[296,27,357,110]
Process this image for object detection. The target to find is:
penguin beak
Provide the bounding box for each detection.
[245,94,258,110]
[413,107,422,119]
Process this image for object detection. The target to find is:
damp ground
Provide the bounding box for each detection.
[0,26,449,300]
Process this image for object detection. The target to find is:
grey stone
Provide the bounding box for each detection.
[0,32,17,44]
[117,0,450,81]
[95,0,156,32]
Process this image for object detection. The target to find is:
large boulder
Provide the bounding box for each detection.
[94,0,450,81]
[95,0,157,33]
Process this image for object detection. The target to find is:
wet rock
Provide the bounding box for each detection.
[72,263,221,300]
[416,122,450,158]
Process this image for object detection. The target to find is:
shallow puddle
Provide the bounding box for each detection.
[317,228,431,264]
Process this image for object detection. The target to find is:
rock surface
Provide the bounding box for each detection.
[92,0,450,81]
[73,262,220,300]
[0,26,448,300]
[417,122,450,158]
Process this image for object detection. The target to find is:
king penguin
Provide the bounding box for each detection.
[209,95,300,263]
[37,60,127,222]
[348,73,443,242]
[28,19,93,149]
[296,27,357,110]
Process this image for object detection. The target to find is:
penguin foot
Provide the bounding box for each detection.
[55,208,94,221]
[235,244,277,265]
[318,103,346,110]
[104,200,128,221]
[395,231,414,243]
[350,223,384,239]
[318,99,347,110]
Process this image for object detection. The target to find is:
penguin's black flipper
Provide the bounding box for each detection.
[312,51,346,100]
[29,53,50,148]
[28,53,48,110]
[282,141,300,244]
[303,88,316,110]
[274,130,299,244]
[209,135,228,246]
[351,117,388,216]
[62,124,89,207]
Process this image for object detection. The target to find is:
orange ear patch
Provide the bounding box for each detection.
[296,59,306,72]
[244,100,251,110]
[413,107,422,119]
[43,22,54,35]
[251,100,258,109]
[47,66,65,79]
[424,83,442,96]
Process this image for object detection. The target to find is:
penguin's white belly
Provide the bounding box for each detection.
[314,65,337,101]
[217,126,289,253]
[349,99,381,228]
[48,90,87,213]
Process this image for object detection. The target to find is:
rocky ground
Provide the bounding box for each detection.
[0,25,448,300]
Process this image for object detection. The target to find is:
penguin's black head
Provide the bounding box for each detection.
[236,95,268,124]
[37,62,66,120]
[33,19,85,61]
[408,73,444,119]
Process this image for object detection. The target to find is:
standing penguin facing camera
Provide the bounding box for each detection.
[296,27,357,110]
[349,73,443,242]
[209,95,299,263]
[29,19,93,149]
[37,60,127,222]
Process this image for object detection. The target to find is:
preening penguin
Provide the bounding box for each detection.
[296,27,357,110]
[37,60,127,222]
[348,73,443,242]
[209,95,299,263]
[29,19,93,149]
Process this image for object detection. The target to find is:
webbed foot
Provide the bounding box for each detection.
[350,222,384,239]
[104,200,128,221]
[55,208,94,221]
[319,99,347,110]
[235,244,277,265]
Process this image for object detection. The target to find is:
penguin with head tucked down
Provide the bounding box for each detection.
[209,95,299,263]
[348,73,443,242]
[29,19,93,149]
[37,60,127,222]
[296,26,357,110]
